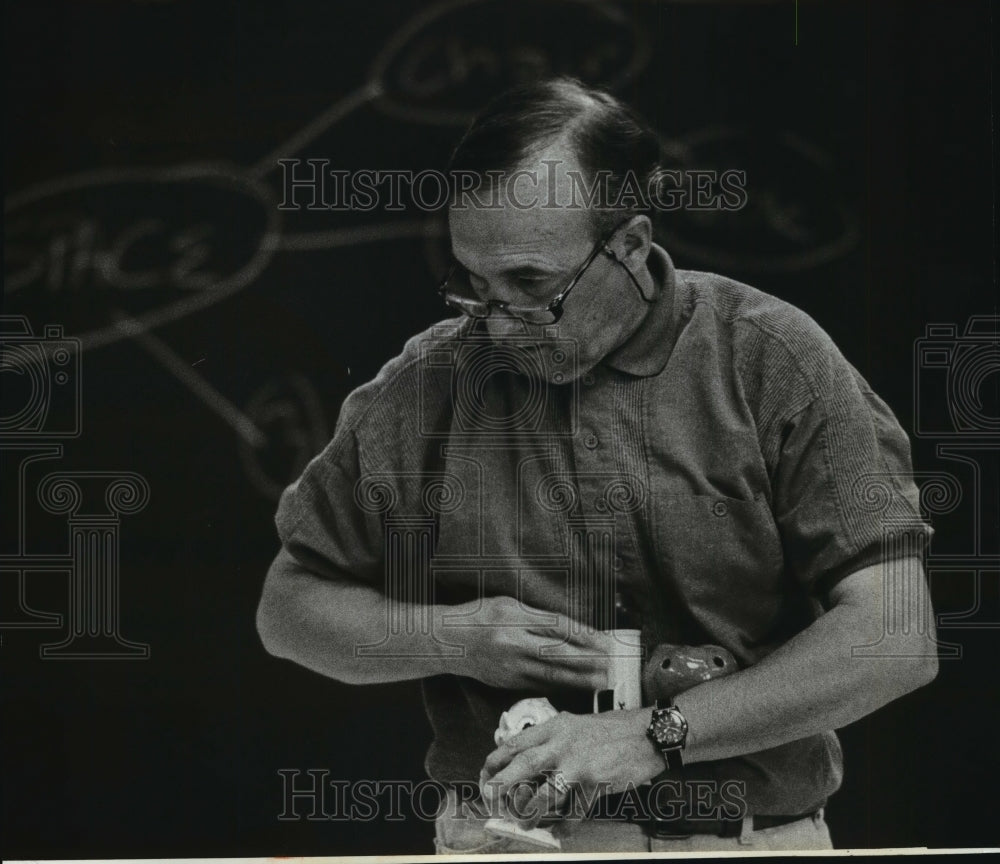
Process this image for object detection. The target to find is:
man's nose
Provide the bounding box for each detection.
[485,312,530,340]
[480,280,520,306]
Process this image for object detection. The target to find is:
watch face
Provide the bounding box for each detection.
[656,721,685,746]
[650,707,689,748]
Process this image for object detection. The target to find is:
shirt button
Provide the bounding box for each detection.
[594,497,609,512]
[583,373,596,386]
[712,501,729,517]
[584,434,599,449]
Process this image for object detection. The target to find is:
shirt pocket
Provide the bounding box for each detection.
[650,492,790,656]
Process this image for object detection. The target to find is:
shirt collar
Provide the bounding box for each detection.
[603,242,681,378]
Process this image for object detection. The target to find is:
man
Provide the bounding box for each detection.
[256,77,938,853]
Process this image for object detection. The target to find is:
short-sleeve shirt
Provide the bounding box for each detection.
[274,243,932,815]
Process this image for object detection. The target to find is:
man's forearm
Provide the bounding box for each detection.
[256,546,464,685]
[674,559,939,764]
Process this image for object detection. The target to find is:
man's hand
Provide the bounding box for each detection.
[478,708,664,826]
[450,596,614,692]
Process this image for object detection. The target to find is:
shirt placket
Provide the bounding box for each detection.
[565,367,633,628]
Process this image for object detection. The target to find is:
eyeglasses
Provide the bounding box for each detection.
[437,223,652,325]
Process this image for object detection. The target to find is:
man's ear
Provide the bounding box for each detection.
[607,215,658,302]
[617,215,653,271]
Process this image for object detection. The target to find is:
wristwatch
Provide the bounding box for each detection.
[646,699,689,771]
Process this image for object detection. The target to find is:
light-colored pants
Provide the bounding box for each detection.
[433,788,834,854]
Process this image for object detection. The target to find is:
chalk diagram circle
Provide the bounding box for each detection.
[4,164,281,353]
[237,374,331,501]
[370,0,652,126]
[658,126,860,273]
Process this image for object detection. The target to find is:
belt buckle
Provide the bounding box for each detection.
[651,817,695,840]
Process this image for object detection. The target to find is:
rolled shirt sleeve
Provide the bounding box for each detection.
[270,320,461,589]
[274,405,384,588]
[740,309,934,597]
[760,324,934,595]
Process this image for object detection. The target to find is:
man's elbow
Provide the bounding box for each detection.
[256,591,287,660]
[256,552,299,660]
[911,643,939,689]
[256,595,283,659]
[896,605,941,692]
[883,636,939,697]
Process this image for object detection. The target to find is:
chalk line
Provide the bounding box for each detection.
[109,309,267,449]
[277,219,447,251]
[250,81,384,180]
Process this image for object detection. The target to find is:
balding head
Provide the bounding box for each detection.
[447,77,664,238]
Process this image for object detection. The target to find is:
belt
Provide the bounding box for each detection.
[597,786,819,839]
[451,782,818,839]
[648,811,818,839]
